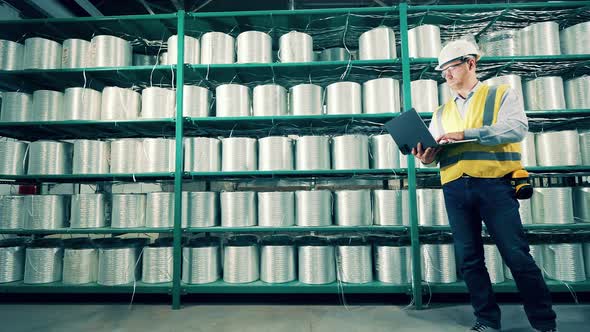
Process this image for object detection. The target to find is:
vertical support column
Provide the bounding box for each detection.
[172,9,186,310]
[399,2,423,309]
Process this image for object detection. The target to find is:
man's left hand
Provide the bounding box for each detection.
[437,131,465,143]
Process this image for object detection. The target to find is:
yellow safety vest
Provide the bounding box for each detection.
[432,84,523,185]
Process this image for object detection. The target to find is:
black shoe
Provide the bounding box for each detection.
[467,322,500,332]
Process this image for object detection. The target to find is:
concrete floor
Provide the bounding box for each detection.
[0,303,588,332]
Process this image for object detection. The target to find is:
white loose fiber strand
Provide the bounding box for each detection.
[0,241,25,283]
[289,84,323,116]
[337,244,373,283]
[0,141,28,175]
[24,246,63,284]
[221,137,257,171]
[184,137,220,172]
[326,82,362,115]
[373,190,409,226]
[0,195,26,229]
[543,244,586,282]
[0,92,33,122]
[422,244,457,283]
[62,247,98,284]
[417,189,448,226]
[167,35,200,65]
[531,187,574,224]
[223,244,259,283]
[98,246,140,285]
[253,84,288,116]
[363,78,400,114]
[73,140,110,174]
[484,244,505,284]
[70,193,106,228]
[201,32,235,64]
[61,39,90,68]
[295,135,330,170]
[407,24,441,58]
[258,192,295,227]
[260,243,296,283]
[142,138,175,172]
[145,192,174,228]
[28,140,73,175]
[101,87,141,120]
[0,40,24,70]
[370,134,400,169]
[63,88,102,120]
[110,194,146,228]
[25,195,69,229]
[332,135,369,170]
[535,130,581,166]
[258,136,293,171]
[142,246,173,283]
[411,80,438,113]
[375,244,410,284]
[181,192,218,228]
[560,22,590,55]
[89,35,132,67]
[237,31,272,64]
[32,90,64,121]
[574,187,590,223]
[110,138,143,173]
[279,31,313,63]
[182,245,221,284]
[141,87,176,118]
[564,76,590,110]
[334,190,372,226]
[23,37,62,69]
[220,191,256,227]
[524,76,566,111]
[299,244,336,284]
[215,84,250,117]
[359,26,397,60]
[295,190,332,226]
[182,86,211,117]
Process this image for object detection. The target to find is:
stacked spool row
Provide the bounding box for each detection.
[0,238,172,285]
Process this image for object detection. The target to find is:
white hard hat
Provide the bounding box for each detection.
[435,39,483,71]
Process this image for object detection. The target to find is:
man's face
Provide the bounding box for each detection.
[441,58,471,88]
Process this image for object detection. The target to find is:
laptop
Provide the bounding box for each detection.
[384,108,477,155]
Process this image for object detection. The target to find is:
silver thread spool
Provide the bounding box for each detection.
[258,136,293,171]
[61,39,90,68]
[221,137,257,171]
[62,239,97,285]
[543,243,586,282]
[142,243,173,283]
[479,30,520,56]
[326,81,362,115]
[438,82,453,105]
[336,238,373,283]
[483,244,505,284]
[184,137,220,172]
[31,90,64,121]
[520,132,537,167]
[320,47,351,61]
[0,140,28,175]
[28,140,73,175]
[145,192,174,228]
[289,84,323,116]
[564,76,590,110]
[132,54,157,66]
[181,192,219,228]
[24,239,63,284]
[253,84,288,116]
[72,140,110,174]
[100,87,141,120]
[89,35,132,67]
[182,238,221,284]
[221,191,257,227]
[0,40,24,70]
[201,32,235,64]
[215,84,251,117]
[109,138,143,173]
[260,235,296,283]
[279,31,313,63]
[370,134,400,169]
[295,190,332,226]
[167,35,200,64]
[142,138,175,172]
[411,79,438,113]
[183,85,211,117]
[417,189,448,226]
[535,130,581,166]
[0,195,26,229]
[373,189,409,226]
[524,76,566,111]
[69,193,107,228]
[110,194,146,228]
[505,244,544,280]
[485,75,524,108]
[63,87,102,120]
[23,37,62,69]
[580,131,590,165]
[237,31,272,64]
[531,187,574,224]
[519,198,534,225]
[223,235,259,283]
[359,26,397,60]
[334,190,372,226]
[258,192,295,227]
[295,135,330,170]
[159,52,168,65]
[363,78,401,114]
[374,238,411,284]
[574,188,590,223]
[408,24,441,58]
[422,243,457,283]
[97,239,142,285]
[332,135,369,170]
[560,22,590,55]
[298,237,336,284]
[0,239,26,283]
[25,195,69,229]
[0,92,33,122]
[529,22,561,56]
[584,243,590,278]
[141,87,176,118]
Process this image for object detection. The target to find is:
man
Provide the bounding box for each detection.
[412,39,558,332]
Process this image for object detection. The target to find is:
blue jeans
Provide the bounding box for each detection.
[442,177,556,330]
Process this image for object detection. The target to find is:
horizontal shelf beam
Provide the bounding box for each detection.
[0,282,171,294]
[185,169,408,180]
[0,228,173,234]
[0,173,175,184]
[183,281,412,294]
[420,223,590,233]
[185,226,408,233]
[423,280,590,293]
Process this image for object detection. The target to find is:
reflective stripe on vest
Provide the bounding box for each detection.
[440,151,521,168]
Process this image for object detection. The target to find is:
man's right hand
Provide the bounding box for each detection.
[411,142,441,165]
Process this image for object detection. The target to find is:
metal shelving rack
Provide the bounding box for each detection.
[0,1,589,310]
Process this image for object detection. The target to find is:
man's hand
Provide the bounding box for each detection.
[411,142,441,164]
[436,131,465,144]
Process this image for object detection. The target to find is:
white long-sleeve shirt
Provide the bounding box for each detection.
[428,81,528,146]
